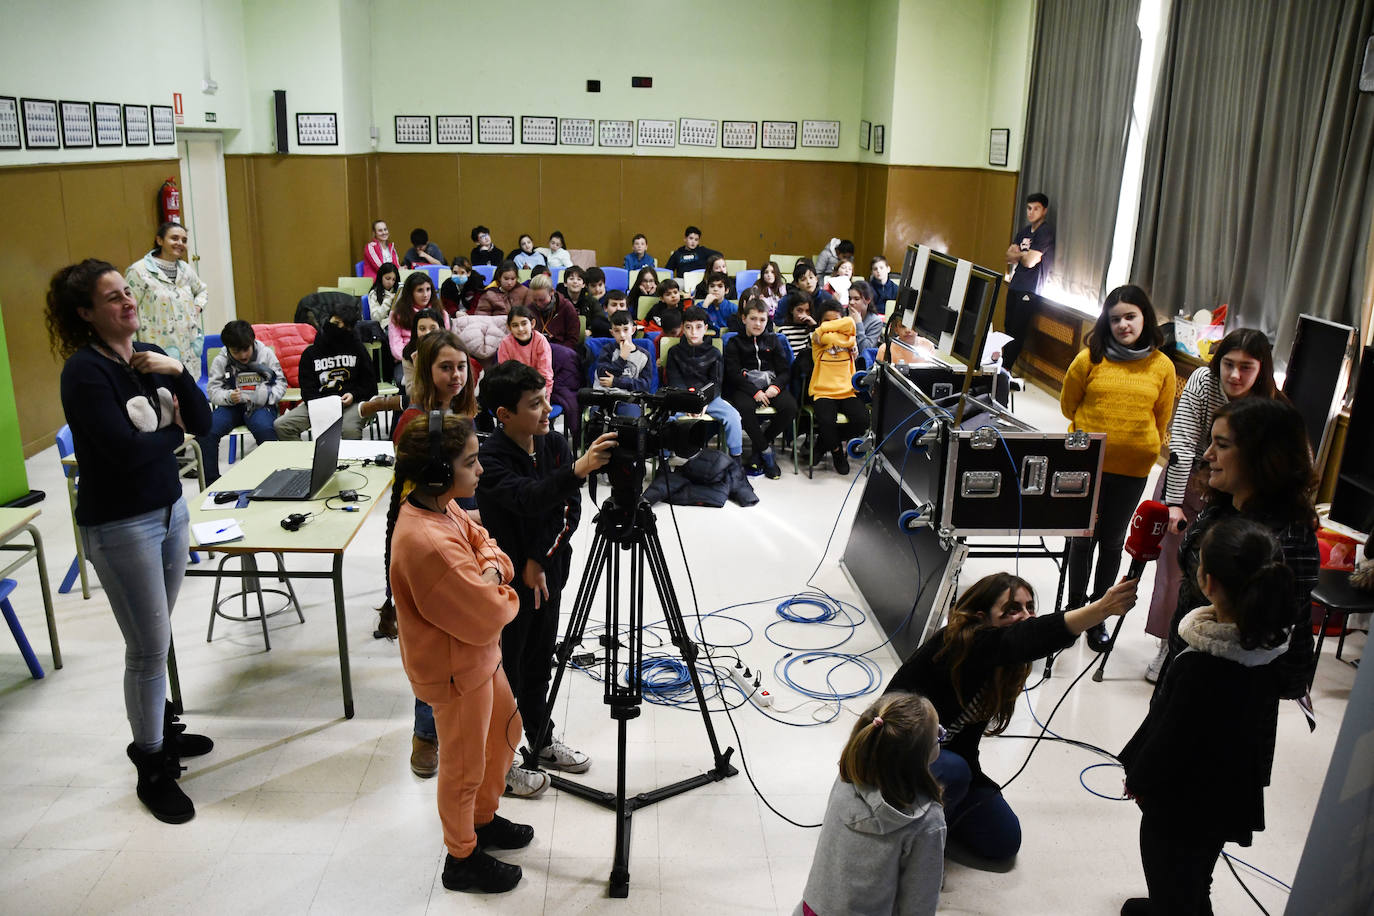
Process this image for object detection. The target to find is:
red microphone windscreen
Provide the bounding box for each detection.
[1124,500,1170,562]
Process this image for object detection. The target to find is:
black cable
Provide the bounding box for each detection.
[1224,850,1271,915]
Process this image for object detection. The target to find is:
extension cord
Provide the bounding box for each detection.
[729,660,773,708]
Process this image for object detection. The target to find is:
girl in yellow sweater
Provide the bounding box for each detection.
[387,413,529,894]
[1060,285,1175,651]
[808,300,871,474]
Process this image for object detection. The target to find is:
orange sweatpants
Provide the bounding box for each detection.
[431,665,522,858]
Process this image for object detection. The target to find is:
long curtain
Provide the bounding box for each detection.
[1131,0,1374,357]
[1018,0,1142,305]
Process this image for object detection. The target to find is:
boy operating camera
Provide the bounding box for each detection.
[476,361,617,797]
[665,307,743,464]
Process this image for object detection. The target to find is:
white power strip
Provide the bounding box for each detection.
[728,661,774,708]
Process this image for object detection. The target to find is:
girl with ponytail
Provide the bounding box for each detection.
[795,692,946,916]
[1119,517,1294,915]
[386,413,531,894]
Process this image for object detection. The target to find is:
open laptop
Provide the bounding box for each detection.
[248,415,343,501]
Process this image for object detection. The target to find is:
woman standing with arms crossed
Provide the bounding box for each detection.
[1141,329,1281,680]
[47,259,213,824]
[126,221,208,380]
[1060,285,1174,652]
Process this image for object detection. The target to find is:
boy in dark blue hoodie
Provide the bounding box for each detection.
[665,307,743,462]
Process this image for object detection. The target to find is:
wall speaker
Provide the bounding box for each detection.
[273,89,288,153]
[1361,37,1374,92]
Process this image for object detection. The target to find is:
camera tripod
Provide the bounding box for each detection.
[539,493,738,898]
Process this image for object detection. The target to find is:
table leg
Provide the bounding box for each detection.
[25,524,61,669]
[167,630,183,715]
[332,554,353,719]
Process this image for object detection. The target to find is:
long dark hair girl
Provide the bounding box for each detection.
[370,262,400,301]
[1086,284,1164,363]
[1208,328,1281,400]
[934,572,1036,734]
[1208,398,1318,528]
[390,272,436,329]
[1198,517,1296,651]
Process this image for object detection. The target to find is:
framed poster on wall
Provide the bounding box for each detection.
[988,128,1009,167]
[151,104,175,144]
[873,124,885,154]
[598,119,633,147]
[520,116,557,145]
[478,116,514,144]
[761,120,797,149]
[436,115,472,144]
[722,120,757,149]
[296,113,338,146]
[558,118,593,146]
[0,97,21,149]
[859,120,871,151]
[59,101,93,148]
[123,104,150,145]
[395,115,431,144]
[21,98,59,149]
[94,102,123,146]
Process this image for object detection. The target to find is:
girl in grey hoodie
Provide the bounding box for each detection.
[796,692,946,916]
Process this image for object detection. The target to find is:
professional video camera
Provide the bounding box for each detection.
[578,385,713,508]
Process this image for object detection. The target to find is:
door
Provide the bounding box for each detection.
[177,133,237,334]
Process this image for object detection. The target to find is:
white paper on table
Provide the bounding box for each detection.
[982,330,1014,367]
[338,440,395,460]
[307,395,343,438]
[191,518,243,545]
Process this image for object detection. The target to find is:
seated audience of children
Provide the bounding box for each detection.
[367,262,400,326]
[538,231,573,269]
[276,299,378,440]
[469,225,503,267]
[477,262,533,316]
[403,228,444,267]
[697,271,737,332]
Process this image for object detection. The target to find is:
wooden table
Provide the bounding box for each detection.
[183,442,393,718]
[0,507,61,670]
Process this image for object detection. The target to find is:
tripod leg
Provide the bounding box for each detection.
[1091,615,1128,683]
[609,714,631,898]
[539,530,613,756]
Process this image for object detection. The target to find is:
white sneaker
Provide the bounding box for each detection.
[537,736,591,774]
[1144,641,1169,683]
[504,763,550,799]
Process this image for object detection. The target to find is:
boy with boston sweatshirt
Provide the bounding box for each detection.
[274,300,378,441]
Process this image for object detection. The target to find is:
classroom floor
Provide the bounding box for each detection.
[0,383,1358,915]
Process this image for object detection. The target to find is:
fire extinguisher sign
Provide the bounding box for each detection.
[173,93,184,126]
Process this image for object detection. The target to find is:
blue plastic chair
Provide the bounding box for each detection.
[583,337,658,393]
[549,267,564,288]
[474,264,496,284]
[736,269,760,293]
[600,267,629,292]
[860,347,878,370]
[1,579,44,679]
[198,333,223,392]
[413,264,443,286]
[354,260,365,277]
[55,425,88,598]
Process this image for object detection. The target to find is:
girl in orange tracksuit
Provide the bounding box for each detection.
[386,412,529,894]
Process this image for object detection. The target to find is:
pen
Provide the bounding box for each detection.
[213,524,234,535]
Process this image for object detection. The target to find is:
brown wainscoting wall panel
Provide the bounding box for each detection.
[0,159,175,456]
[12,154,1018,454]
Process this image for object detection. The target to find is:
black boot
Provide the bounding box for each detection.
[475,813,534,850]
[1085,622,1112,653]
[441,850,522,893]
[127,743,195,824]
[164,699,213,759]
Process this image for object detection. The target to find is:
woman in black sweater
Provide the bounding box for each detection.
[1120,517,1293,915]
[47,259,213,825]
[886,572,1137,861]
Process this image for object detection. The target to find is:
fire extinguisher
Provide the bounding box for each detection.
[158,178,182,225]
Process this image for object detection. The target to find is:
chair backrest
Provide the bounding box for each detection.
[860,347,878,370]
[517,268,533,282]
[354,260,365,277]
[770,254,808,275]
[550,266,564,288]
[600,267,629,292]
[568,248,597,269]
[736,269,760,293]
[681,269,705,293]
[724,259,748,276]
[474,264,496,283]
[55,425,77,479]
[336,276,374,297]
[251,323,316,387]
[583,337,658,392]
[198,333,223,390]
[658,334,679,369]
[636,296,661,322]
[656,268,673,281]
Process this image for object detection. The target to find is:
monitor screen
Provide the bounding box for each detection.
[1283,315,1353,461]
[897,243,1002,369]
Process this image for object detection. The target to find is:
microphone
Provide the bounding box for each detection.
[1093,499,1168,682]
[1123,499,1170,580]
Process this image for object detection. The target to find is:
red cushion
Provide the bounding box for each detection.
[252,322,316,388]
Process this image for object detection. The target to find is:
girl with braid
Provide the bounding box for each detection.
[387,413,530,894]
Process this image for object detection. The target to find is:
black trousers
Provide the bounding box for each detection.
[1067,471,1147,606]
[500,585,562,763]
[727,390,798,457]
[811,396,870,455]
[1138,803,1225,915]
[1001,288,1040,372]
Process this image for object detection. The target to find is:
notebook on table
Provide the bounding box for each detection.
[248,416,343,501]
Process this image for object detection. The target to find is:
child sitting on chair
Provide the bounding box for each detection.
[595,311,654,415]
[400,308,444,399]
[496,305,553,400]
[200,319,285,483]
[642,279,685,335]
[808,300,869,475]
[665,307,744,465]
[698,272,737,332]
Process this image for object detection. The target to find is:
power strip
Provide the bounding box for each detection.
[728,660,773,708]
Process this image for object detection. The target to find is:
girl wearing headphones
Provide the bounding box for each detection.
[387,412,529,894]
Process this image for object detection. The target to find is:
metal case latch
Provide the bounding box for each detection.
[961,471,1002,498]
[970,427,999,450]
[1065,431,1091,450]
[1051,471,1091,497]
[1020,456,1048,496]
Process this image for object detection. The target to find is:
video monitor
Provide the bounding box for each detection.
[1283,314,1354,468]
[895,243,1003,370]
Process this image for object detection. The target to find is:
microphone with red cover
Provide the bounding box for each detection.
[1093,500,1169,682]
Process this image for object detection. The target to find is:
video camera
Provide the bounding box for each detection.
[579,385,714,507]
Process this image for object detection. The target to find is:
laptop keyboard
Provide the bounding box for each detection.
[252,468,312,500]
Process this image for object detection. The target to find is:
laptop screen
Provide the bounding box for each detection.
[308,416,344,497]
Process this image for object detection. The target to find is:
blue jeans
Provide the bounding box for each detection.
[414,698,436,741]
[81,498,190,751]
[199,404,278,483]
[932,749,1022,861]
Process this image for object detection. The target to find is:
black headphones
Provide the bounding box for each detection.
[418,410,452,496]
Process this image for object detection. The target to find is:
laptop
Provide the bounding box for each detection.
[248,415,344,501]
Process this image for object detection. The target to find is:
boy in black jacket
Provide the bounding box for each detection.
[723,299,796,479]
[666,307,743,461]
[274,300,378,440]
[476,361,617,797]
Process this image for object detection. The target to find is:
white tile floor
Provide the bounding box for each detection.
[0,384,1358,914]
